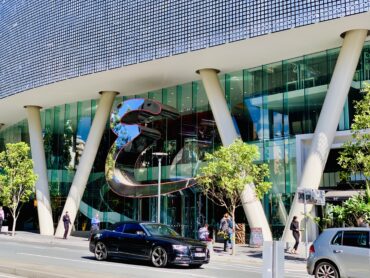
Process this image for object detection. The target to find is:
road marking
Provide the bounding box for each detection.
[0,242,48,250]
[0,274,25,278]
[16,253,214,278]
[0,241,88,254]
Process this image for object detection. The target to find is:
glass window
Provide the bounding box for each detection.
[114,224,125,233]
[342,231,369,248]
[243,67,263,141]
[142,223,179,237]
[123,223,145,234]
[331,231,342,245]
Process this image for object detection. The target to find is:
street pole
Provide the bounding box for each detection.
[157,156,162,224]
[152,152,168,224]
[304,190,308,258]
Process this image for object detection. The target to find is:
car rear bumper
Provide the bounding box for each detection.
[306,255,316,275]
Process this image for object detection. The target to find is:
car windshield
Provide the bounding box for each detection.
[142,223,180,237]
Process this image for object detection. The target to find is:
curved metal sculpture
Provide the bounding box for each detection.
[106,98,196,197]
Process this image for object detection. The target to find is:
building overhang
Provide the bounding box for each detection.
[0,12,370,127]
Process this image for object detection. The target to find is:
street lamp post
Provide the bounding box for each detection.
[152,152,168,223]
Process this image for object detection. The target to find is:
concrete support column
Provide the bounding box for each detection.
[25,106,54,235]
[282,29,368,243]
[197,68,272,241]
[55,91,117,237]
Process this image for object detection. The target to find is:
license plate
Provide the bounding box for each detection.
[194,252,205,257]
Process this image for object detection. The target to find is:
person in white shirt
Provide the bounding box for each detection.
[0,206,4,233]
[198,224,211,241]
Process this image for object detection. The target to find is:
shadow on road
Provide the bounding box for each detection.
[81,256,206,270]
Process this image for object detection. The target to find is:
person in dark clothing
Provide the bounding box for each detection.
[290,216,300,254]
[62,211,72,239]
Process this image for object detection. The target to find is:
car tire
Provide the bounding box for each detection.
[95,241,108,261]
[189,264,203,268]
[151,246,168,267]
[314,261,339,278]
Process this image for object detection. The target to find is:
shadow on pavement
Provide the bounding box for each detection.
[81,256,207,270]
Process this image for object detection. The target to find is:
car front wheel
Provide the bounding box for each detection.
[315,261,339,278]
[151,246,168,267]
[95,241,108,261]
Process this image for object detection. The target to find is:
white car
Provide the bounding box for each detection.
[307,227,370,278]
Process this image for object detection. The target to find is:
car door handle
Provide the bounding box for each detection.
[333,250,343,253]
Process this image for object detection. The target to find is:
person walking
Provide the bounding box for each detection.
[357,216,369,228]
[90,213,100,237]
[0,206,4,233]
[62,211,72,239]
[290,216,300,254]
[219,213,233,252]
[198,223,211,242]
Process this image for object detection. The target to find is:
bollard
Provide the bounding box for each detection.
[263,241,284,278]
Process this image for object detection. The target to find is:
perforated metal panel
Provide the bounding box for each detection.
[0,0,369,99]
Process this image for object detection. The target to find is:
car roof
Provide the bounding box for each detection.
[324,227,370,232]
[111,221,159,226]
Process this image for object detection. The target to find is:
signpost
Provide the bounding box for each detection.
[297,189,325,258]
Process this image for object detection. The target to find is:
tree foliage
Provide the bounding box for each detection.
[196,139,271,254]
[329,194,370,227]
[327,84,370,227]
[338,83,370,203]
[0,142,37,236]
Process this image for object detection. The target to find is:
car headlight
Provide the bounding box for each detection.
[172,245,188,252]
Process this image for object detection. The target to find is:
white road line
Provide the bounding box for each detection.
[205,265,260,273]
[16,253,214,278]
[209,262,307,273]
[0,274,25,278]
[0,242,48,250]
[0,242,88,254]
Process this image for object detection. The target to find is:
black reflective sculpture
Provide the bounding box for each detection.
[106,98,196,197]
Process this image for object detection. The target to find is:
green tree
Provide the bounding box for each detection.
[330,195,370,227]
[332,83,370,226]
[0,142,37,236]
[197,139,271,255]
[338,83,370,203]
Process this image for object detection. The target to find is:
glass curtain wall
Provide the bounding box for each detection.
[1,43,369,237]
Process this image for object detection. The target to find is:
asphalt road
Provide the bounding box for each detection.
[0,241,309,278]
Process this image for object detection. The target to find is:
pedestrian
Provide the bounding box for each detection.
[198,223,211,242]
[0,206,4,233]
[62,211,72,239]
[357,216,369,228]
[90,213,100,236]
[290,216,300,254]
[219,213,233,252]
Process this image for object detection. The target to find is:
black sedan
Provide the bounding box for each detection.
[89,221,210,268]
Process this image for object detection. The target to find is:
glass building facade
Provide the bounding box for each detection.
[1,43,369,238]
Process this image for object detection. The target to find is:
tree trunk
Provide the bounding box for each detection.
[11,216,17,237]
[231,208,236,256]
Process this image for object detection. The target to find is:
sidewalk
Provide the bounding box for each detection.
[0,231,307,265]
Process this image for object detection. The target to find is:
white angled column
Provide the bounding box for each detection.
[282,29,368,243]
[55,91,117,238]
[25,106,54,235]
[197,68,273,241]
